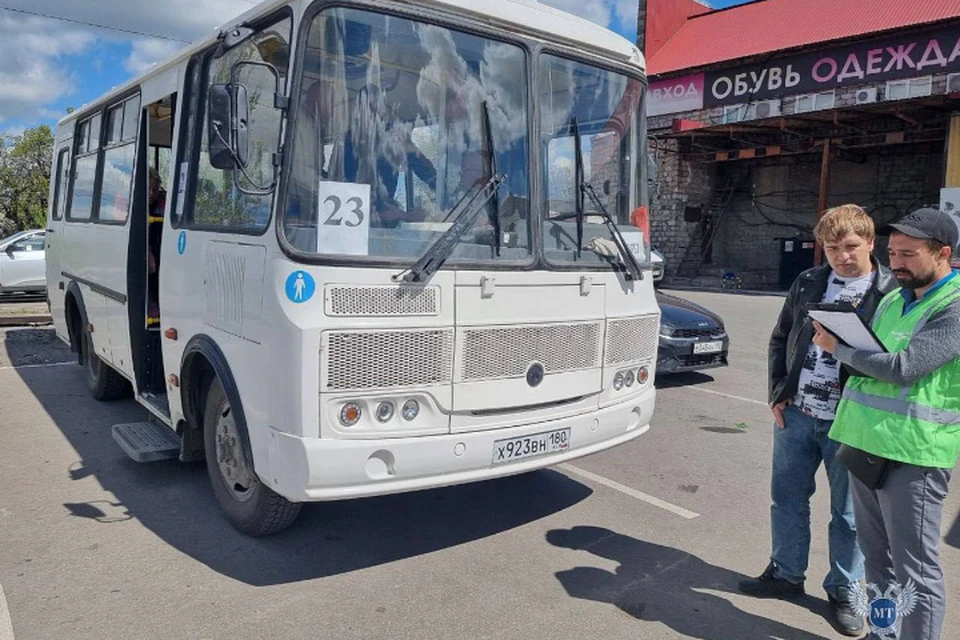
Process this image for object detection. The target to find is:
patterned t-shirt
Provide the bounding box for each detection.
[794,271,874,420]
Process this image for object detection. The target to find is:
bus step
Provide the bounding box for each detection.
[112,421,180,463]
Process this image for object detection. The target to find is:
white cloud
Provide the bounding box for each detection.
[539,0,613,28]
[0,0,254,124]
[1,125,26,138]
[0,13,93,122]
[124,39,185,74]
[614,0,638,27]
[4,0,253,43]
[0,0,633,126]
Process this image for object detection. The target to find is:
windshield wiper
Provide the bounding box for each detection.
[482,100,501,257]
[580,182,644,281]
[550,117,642,280]
[393,172,506,283]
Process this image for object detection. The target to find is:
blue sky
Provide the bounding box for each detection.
[0,0,753,136]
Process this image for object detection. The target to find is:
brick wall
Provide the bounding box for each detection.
[649,144,943,288]
[648,138,714,269]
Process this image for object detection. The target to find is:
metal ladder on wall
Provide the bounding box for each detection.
[674,179,740,278]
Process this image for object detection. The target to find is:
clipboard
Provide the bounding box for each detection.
[805,302,888,353]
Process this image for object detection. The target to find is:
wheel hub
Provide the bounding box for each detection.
[214,404,255,501]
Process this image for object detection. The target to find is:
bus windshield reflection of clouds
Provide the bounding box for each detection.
[285,9,531,262]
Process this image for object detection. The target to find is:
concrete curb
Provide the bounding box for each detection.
[0,315,52,327]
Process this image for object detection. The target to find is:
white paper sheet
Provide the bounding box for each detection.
[808,309,886,353]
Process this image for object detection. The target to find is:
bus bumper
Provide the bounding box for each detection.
[265,389,655,502]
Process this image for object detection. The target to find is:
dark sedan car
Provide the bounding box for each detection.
[656,292,730,374]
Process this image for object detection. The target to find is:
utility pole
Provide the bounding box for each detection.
[636,0,648,53]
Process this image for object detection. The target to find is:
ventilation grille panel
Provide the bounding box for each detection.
[204,252,245,329]
[325,329,454,390]
[461,322,602,381]
[605,315,659,365]
[326,285,440,317]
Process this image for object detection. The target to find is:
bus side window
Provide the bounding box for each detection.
[51,149,69,221]
[68,154,99,221]
[189,15,292,232]
[99,97,140,224]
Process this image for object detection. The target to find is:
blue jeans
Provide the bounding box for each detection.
[770,404,864,597]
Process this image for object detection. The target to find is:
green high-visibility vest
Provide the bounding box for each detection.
[830,275,960,468]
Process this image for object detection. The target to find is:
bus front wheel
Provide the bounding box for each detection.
[202,377,302,536]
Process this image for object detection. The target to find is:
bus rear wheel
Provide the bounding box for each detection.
[202,378,302,536]
[81,329,130,401]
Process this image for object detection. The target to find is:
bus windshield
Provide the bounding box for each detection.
[283,8,531,264]
[540,55,647,267]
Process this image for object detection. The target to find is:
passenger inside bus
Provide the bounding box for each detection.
[283,13,531,258]
[290,78,439,227]
[288,81,505,238]
[147,166,165,321]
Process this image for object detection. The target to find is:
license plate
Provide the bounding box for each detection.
[492,428,570,465]
[693,340,723,354]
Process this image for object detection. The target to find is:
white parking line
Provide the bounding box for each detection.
[559,463,700,519]
[0,361,74,373]
[0,582,14,640]
[684,385,767,407]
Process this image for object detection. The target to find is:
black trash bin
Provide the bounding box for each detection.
[778,238,815,290]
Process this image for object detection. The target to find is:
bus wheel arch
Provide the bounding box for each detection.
[181,336,302,536]
[63,283,130,400]
[64,283,86,363]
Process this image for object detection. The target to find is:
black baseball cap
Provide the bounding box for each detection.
[888,208,959,250]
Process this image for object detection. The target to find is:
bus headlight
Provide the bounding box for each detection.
[402,399,420,421]
[339,403,362,427]
[375,401,395,423]
[624,370,635,387]
[613,372,625,390]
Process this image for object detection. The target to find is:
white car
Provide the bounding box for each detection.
[0,230,46,294]
[651,245,665,284]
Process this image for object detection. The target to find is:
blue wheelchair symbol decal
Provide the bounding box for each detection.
[177,231,187,255]
[285,271,315,304]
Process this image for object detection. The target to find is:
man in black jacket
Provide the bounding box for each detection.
[738,204,896,636]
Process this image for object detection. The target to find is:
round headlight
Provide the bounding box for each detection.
[375,401,395,423]
[624,370,635,387]
[339,402,361,427]
[638,366,649,384]
[402,399,420,421]
[613,372,625,390]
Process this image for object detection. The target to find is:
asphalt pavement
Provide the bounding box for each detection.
[0,290,957,640]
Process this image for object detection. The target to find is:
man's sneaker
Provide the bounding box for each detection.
[829,586,865,637]
[738,563,805,599]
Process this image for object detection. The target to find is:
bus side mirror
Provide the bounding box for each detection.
[207,83,249,171]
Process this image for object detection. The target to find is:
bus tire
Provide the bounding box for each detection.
[82,329,131,401]
[202,377,301,536]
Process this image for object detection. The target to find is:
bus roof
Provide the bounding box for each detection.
[58,0,644,127]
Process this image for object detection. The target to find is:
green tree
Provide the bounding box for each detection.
[0,125,54,237]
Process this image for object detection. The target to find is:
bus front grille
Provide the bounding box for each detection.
[604,315,659,366]
[325,284,440,317]
[324,329,454,390]
[459,322,602,382]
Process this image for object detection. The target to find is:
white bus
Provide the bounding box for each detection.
[46,0,660,535]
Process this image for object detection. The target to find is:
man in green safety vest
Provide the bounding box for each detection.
[813,207,960,640]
